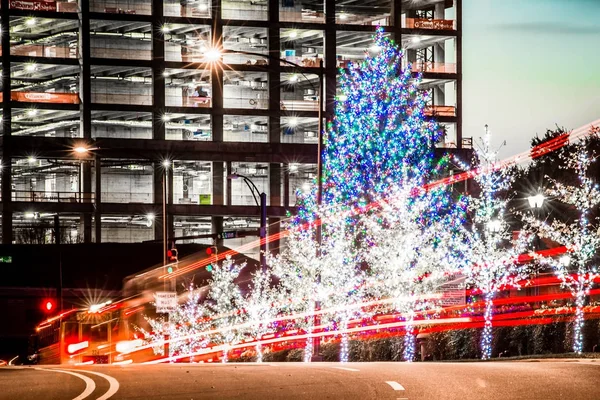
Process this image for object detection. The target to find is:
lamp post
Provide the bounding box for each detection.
[162,160,171,290]
[227,173,267,271]
[527,193,545,298]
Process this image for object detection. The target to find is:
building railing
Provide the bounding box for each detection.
[222,2,268,21]
[280,98,319,112]
[436,137,473,149]
[412,61,457,74]
[11,44,78,59]
[101,192,153,204]
[405,18,456,30]
[279,10,325,23]
[425,105,456,117]
[280,56,323,68]
[91,93,153,106]
[9,0,77,12]
[91,47,151,61]
[166,95,211,108]
[12,191,94,203]
[0,91,80,104]
[223,96,268,110]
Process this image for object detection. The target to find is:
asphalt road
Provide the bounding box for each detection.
[1,360,599,400]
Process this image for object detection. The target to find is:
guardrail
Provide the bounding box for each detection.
[12,191,94,203]
[425,105,456,117]
[405,18,456,30]
[412,61,457,74]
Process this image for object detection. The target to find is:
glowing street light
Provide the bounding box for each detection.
[204,48,222,62]
[486,219,502,233]
[73,146,89,154]
[527,193,546,209]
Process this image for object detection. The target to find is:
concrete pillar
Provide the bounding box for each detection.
[456,0,463,147]
[434,2,445,19]
[94,155,102,243]
[152,0,166,141]
[212,216,223,246]
[79,0,91,140]
[269,163,282,207]
[324,0,336,117]
[283,165,290,207]
[1,0,12,244]
[212,162,224,206]
[268,0,281,144]
[82,161,93,242]
[154,163,164,240]
[225,161,232,206]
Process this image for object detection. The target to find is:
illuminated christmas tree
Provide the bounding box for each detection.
[458,126,531,360]
[206,256,246,363]
[141,286,211,358]
[522,132,600,354]
[241,267,280,362]
[323,27,443,208]
[364,183,466,362]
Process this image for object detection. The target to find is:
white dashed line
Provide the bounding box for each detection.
[385,381,406,391]
[68,369,120,400]
[331,366,360,372]
[35,368,96,400]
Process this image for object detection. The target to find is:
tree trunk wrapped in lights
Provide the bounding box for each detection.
[457,127,531,360]
[521,133,600,354]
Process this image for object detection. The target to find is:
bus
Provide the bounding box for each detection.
[32,302,130,365]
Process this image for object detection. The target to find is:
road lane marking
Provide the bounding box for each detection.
[35,368,96,400]
[385,381,406,391]
[67,369,120,400]
[331,366,360,372]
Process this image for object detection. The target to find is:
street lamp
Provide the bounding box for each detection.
[162,160,171,264]
[527,193,545,209]
[72,145,97,203]
[227,173,267,271]
[527,192,546,298]
[486,219,502,233]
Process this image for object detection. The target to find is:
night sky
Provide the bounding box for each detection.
[462,0,600,157]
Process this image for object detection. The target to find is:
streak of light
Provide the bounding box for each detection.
[74,360,94,366]
[112,359,133,366]
[141,317,472,364]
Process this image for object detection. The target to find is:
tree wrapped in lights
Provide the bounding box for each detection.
[459,127,531,360]
[141,286,211,358]
[364,183,466,362]
[206,256,246,363]
[323,27,443,207]
[318,211,366,363]
[521,134,600,354]
[241,267,280,363]
[268,221,322,362]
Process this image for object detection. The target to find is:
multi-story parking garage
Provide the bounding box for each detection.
[0,0,465,251]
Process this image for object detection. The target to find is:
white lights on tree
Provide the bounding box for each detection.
[521,136,600,354]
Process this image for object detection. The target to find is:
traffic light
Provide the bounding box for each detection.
[206,246,217,256]
[167,248,178,263]
[42,299,56,313]
[206,264,213,272]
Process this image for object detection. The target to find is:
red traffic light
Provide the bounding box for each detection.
[43,299,56,313]
[206,246,217,256]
